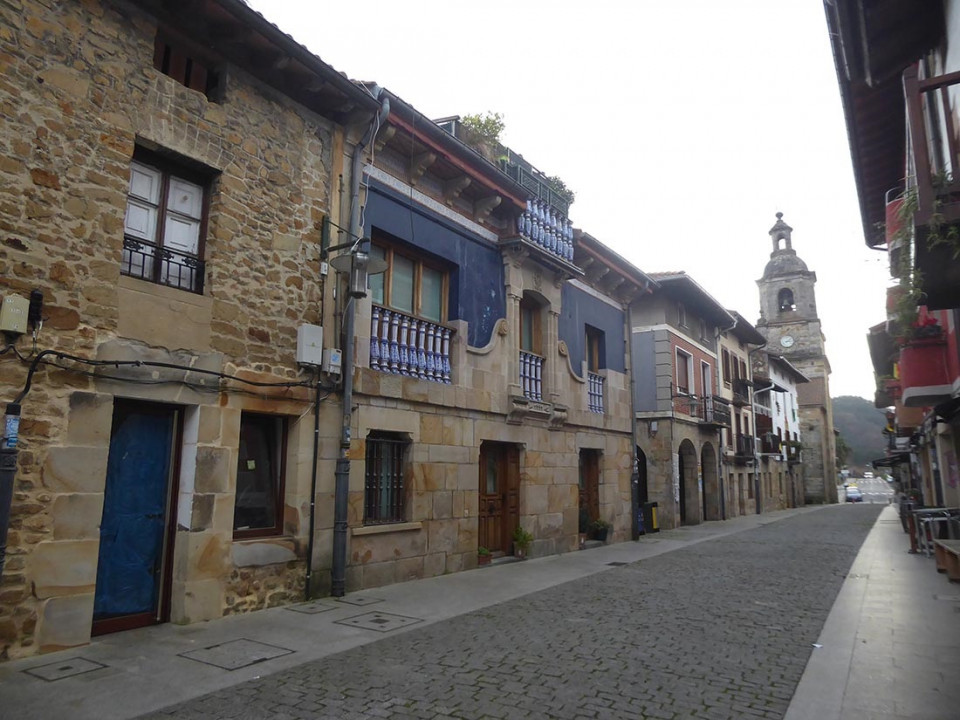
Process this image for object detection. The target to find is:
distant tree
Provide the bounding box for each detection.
[835,432,851,468]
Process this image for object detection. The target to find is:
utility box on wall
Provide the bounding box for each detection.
[0,294,29,335]
[296,324,324,366]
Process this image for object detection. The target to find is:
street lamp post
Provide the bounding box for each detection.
[329,246,386,597]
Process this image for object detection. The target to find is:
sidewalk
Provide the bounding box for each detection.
[2,504,948,720]
[786,504,960,720]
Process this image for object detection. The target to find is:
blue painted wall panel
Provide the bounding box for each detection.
[365,182,505,348]
[632,331,657,410]
[558,283,626,374]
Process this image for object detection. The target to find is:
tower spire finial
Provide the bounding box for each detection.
[769,212,793,253]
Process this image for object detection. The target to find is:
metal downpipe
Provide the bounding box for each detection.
[331,88,389,597]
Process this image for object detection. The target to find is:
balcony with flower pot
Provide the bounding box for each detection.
[898,322,952,407]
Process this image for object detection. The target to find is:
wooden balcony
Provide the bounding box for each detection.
[731,378,751,407]
[902,64,960,309]
[734,434,755,464]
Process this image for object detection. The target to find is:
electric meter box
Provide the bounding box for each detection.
[296,324,324,366]
[322,348,342,375]
[0,294,29,335]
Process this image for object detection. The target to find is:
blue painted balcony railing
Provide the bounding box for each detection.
[370,306,451,383]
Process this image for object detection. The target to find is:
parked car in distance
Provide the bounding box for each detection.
[845,485,863,503]
[863,471,874,479]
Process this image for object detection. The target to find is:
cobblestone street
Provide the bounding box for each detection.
[139,506,882,720]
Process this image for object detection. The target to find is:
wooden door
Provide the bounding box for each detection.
[579,449,600,522]
[93,401,180,635]
[479,442,519,555]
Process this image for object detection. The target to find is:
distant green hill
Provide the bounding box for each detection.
[832,395,888,470]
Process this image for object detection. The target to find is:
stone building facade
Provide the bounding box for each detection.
[339,100,649,588]
[756,214,838,503]
[717,313,765,517]
[0,0,379,658]
[631,273,734,529]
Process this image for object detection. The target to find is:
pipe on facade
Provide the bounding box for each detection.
[304,368,322,600]
[714,316,738,521]
[747,344,769,516]
[627,304,640,540]
[331,87,389,597]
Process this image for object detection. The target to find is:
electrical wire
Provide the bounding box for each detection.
[10,348,335,405]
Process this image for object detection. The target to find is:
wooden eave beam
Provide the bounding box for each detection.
[388,113,525,209]
[409,151,437,186]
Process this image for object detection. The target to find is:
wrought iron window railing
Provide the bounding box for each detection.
[364,434,407,524]
[587,372,604,414]
[370,306,451,383]
[520,350,544,401]
[122,236,205,293]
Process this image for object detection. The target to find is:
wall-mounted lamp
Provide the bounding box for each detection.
[649,420,658,438]
[329,243,388,298]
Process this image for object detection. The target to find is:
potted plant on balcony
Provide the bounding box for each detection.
[459,112,505,164]
[590,518,612,543]
[512,526,533,560]
[477,546,492,566]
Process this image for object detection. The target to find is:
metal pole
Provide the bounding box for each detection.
[0,403,21,578]
[331,297,355,597]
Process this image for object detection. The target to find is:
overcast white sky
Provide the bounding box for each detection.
[248,0,890,401]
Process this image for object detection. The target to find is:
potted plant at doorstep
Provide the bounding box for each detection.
[590,518,612,543]
[512,526,534,560]
[578,507,590,549]
[477,546,492,566]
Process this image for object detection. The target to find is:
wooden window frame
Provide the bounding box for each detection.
[370,239,448,324]
[585,325,603,373]
[519,295,543,355]
[153,29,224,101]
[233,412,287,539]
[722,349,731,386]
[676,348,692,395]
[123,147,211,293]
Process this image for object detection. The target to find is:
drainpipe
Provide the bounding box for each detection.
[304,368,321,600]
[331,87,389,597]
[747,345,769,516]
[715,315,737,521]
[627,303,640,540]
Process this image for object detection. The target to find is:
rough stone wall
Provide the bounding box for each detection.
[0,0,341,659]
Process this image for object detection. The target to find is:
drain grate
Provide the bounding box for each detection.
[335,595,383,607]
[607,561,628,566]
[335,611,422,633]
[23,657,106,682]
[179,639,293,670]
[285,600,337,615]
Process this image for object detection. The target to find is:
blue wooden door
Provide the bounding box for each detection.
[94,402,177,629]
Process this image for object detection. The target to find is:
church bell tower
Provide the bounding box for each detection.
[756,213,838,504]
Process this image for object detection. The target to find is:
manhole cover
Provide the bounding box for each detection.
[335,595,383,607]
[335,611,422,633]
[285,600,337,615]
[23,657,106,682]
[179,639,293,670]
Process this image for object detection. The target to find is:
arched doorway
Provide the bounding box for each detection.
[701,443,719,521]
[678,439,698,525]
